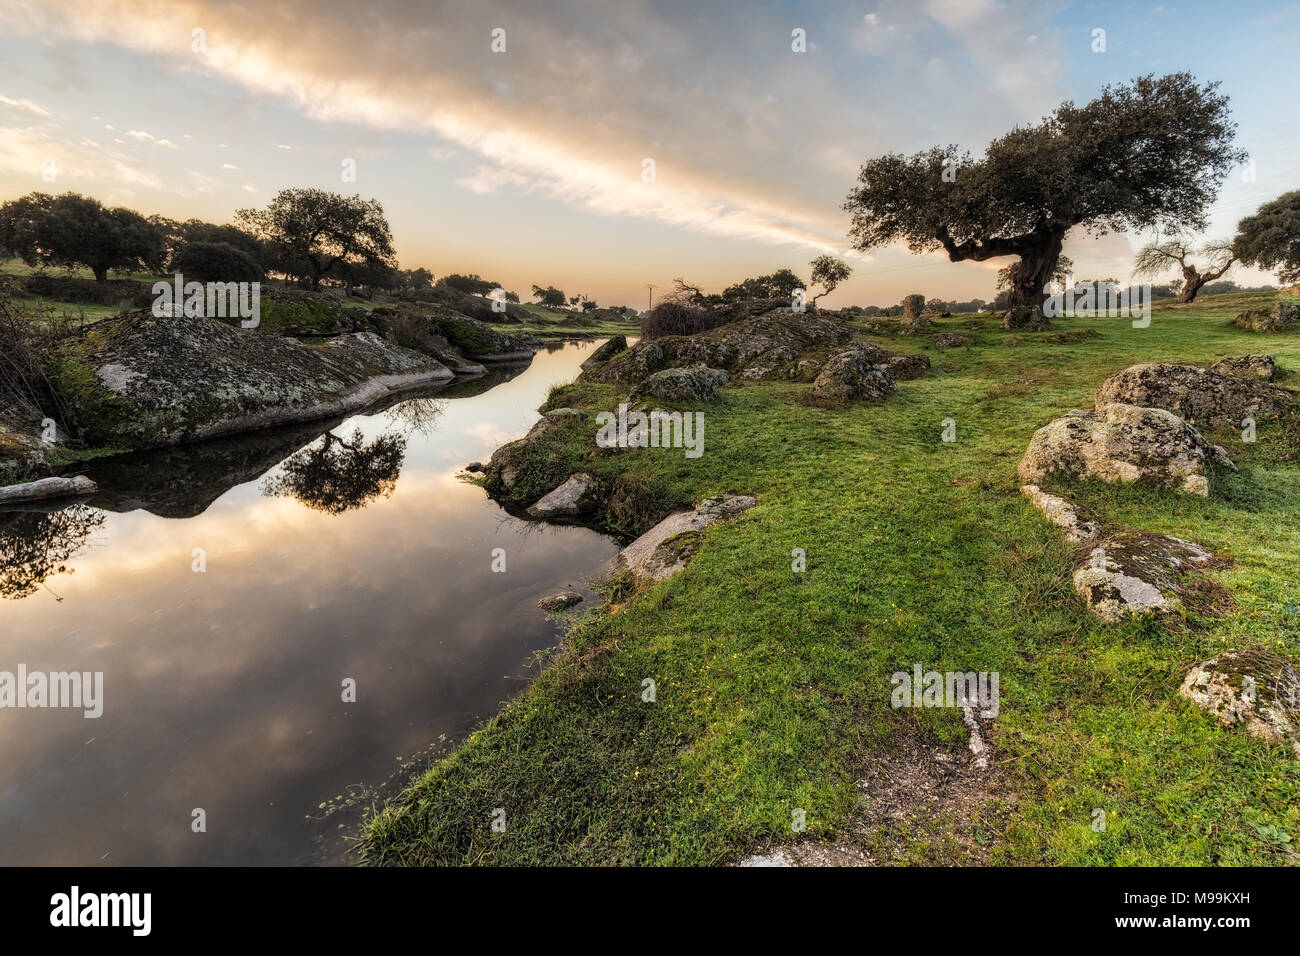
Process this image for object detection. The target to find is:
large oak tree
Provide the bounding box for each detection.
[844,74,1246,310]
[237,188,396,291]
[0,192,165,282]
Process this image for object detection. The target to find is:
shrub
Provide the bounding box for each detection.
[171,241,263,284]
[641,300,723,341]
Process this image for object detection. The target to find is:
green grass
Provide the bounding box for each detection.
[361,291,1300,866]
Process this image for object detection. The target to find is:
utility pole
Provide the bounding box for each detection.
[647,283,655,313]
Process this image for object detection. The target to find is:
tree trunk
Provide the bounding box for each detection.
[1008,236,1064,310]
[92,264,108,283]
[1179,266,1206,303]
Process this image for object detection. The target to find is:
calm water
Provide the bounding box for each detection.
[0,340,619,865]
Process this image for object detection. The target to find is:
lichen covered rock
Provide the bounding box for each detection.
[526,472,601,520]
[1095,362,1292,427]
[1018,403,1235,496]
[1210,354,1277,381]
[581,310,853,384]
[632,365,728,403]
[1234,300,1300,332]
[1000,306,1049,331]
[51,312,454,450]
[1072,531,1213,622]
[1180,647,1300,755]
[612,494,756,584]
[810,346,898,404]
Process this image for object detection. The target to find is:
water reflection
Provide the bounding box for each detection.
[263,429,408,515]
[0,505,105,601]
[0,340,620,865]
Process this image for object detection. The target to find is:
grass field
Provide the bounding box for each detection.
[361,291,1300,866]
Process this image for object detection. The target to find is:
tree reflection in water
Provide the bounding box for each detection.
[0,504,106,601]
[262,428,407,515]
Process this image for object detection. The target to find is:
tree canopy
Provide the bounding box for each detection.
[1234,190,1300,285]
[844,73,1246,309]
[809,255,852,304]
[0,192,166,282]
[236,188,396,291]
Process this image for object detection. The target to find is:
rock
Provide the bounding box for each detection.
[1211,354,1277,381]
[1019,484,1100,543]
[901,294,929,328]
[527,472,601,520]
[0,475,97,506]
[52,312,455,450]
[1073,531,1213,622]
[1043,328,1099,344]
[1094,363,1292,427]
[1234,300,1300,332]
[737,853,791,867]
[935,332,972,349]
[581,310,853,384]
[464,461,484,473]
[1180,647,1300,756]
[1000,306,1049,331]
[612,494,756,584]
[537,590,584,612]
[580,334,628,369]
[633,365,728,403]
[810,347,898,404]
[1018,403,1235,497]
[880,353,930,381]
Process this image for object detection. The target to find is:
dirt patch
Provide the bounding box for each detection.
[736,714,1013,866]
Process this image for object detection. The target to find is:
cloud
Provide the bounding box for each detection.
[0,0,1067,259]
[0,94,51,117]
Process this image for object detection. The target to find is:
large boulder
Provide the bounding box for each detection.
[1072,531,1214,622]
[1094,363,1292,427]
[1018,403,1235,497]
[633,365,728,403]
[880,352,930,381]
[1234,300,1300,332]
[1180,647,1300,756]
[612,494,756,584]
[810,346,898,404]
[1211,354,1277,381]
[581,310,853,384]
[50,312,454,450]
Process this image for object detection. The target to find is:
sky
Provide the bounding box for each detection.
[0,0,1297,308]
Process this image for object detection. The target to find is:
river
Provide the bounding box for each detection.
[0,339,618,865]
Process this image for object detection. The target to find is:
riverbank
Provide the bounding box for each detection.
[361,292,1300,866]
